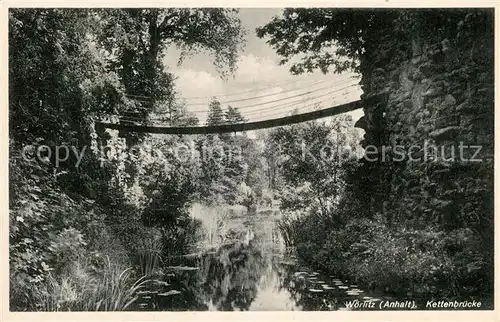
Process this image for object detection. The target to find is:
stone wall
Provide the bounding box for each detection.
[355,10,494,237]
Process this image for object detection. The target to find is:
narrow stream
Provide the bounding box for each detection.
[130,208,388,311]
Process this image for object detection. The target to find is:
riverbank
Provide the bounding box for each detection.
[285,216,493,309]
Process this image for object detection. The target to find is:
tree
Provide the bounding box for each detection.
[151,100,199,126]
[225,106,246,124]
[255,9,393,75]
[206,98,226,126]
[256,8,492,77]
[265,117,361,216]
[99,9,245,128]
[8,8,246,310]
[8,10,150,309]
[196,101,260,206]
[9,9,130,147]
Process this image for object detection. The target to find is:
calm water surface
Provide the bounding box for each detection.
[131,232,388,311]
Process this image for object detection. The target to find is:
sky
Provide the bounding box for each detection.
[161,8,364,130]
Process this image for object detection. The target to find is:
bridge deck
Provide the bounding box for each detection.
[95,97,380,135]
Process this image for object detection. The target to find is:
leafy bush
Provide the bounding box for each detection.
[9,146,144,311]
[281,208,490,301]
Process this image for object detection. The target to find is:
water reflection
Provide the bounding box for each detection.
[131,235,389,311]
[197,241,266,311]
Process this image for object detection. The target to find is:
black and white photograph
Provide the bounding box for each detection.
[6,6,495,314]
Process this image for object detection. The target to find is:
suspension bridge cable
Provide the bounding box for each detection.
[123,76,355,107]
[234,84,359,117]
[250,98,342,122]
[95,96,384,135]
[116,86,359,125]
[214,98,335,125]
[114,82,360,124]
[122,77,325,101]
[116,85,359,127]
[187,79,358,112]
[180,79,328,106]
[178,74,359,100]
[123,74,358,104]
[220,89,360,124]
[116,96,329,125]
[182,77,356,107]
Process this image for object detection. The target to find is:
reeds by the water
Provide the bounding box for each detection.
[26,256,149,311]
[189,203,234,249]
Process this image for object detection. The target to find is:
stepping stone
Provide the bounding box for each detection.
[153,280,170,286]
[181,252,202,258]
[158,290,181,296]
[321,285,334,290]
[308,288,324,293]
[294,271,307,276]
[165,266,199,271]
[338,286,348,289]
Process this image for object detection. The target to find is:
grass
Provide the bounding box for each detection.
[279,212,492,302]
[132,229,163,277]
[25,256,149,311]
[276,212,302,248]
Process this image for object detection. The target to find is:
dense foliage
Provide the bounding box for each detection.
[9,7,493,311]
[9,8,246,311]
[256,8,493,76]
[258,8,494,305]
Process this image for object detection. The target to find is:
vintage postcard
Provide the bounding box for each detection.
[1,2,498,322]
